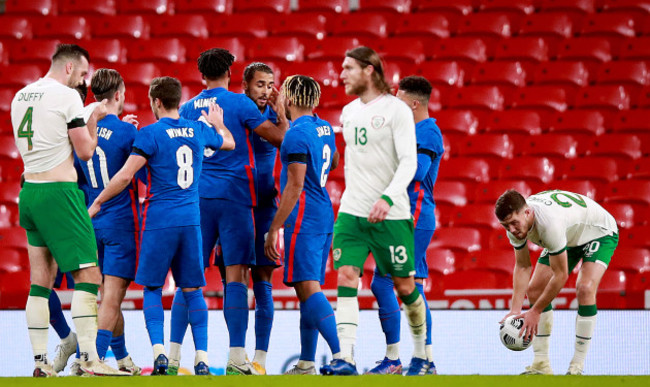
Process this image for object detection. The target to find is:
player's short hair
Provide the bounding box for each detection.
[495,190,528,221]
[52,43,90,64]
[149,76,182,110]
[197,48,235,81]
[345,46,392,94]
[398,76,432,104]
[75,80,88,103]
[281,75,321,109]
[91,68,123,101]
[243,62,274,84]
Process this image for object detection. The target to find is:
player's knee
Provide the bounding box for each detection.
[576,280,597,303]
[337,266,359,287]
[73,266,102,286]
[394,280,415,297]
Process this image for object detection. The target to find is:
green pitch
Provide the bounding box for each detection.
[2,375,649,387]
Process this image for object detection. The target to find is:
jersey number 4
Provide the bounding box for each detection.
[17,107,34,150]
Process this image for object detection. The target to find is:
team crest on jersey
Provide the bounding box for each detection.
[333,248,342,261]
[371,116,385,129]
[204,147,216,158]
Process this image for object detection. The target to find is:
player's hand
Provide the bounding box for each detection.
[499,310,520,324]
[93,99,109,121]
[264,228,281,261]
[122,114,139,128]
[88,202,101,218]
[368,198,391,223]
[514,309,539,342]
[268,87,286,118]
[202,102,225,130]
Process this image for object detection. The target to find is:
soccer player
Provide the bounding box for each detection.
[495,189,619,375]
[367,76,443,375]
[243,62,285,374]
[76,68,141,375]
[177,49,286,375]
[263,75,341,375]
[326,46,428,376]
[88,76,235,375]
[10,43,126,377]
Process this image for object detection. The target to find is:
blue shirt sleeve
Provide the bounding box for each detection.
[413,152,433,182]
[283,128,309,164]
[240,95,268,131]
[199,121,224,150]
[132,127,156,159]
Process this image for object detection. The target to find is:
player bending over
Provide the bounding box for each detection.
[495,189,618,375]
[264,75,341,375]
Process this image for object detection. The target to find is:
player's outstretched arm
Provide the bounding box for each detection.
[264,163,307,260]
[88,154,147,218]
[502,246,533,323]
[331,150,340,170]
[202,102,235,150]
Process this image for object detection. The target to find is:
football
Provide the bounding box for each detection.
[499,315,533,351]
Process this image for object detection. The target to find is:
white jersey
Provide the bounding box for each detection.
[508,190,619,254]
[11,77,86,173]
[338,94,417,220]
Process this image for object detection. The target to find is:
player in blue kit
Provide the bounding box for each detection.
[177,49,286,375]
[367,76,443,375]
[264,75,341,375]
[88,77,235,375]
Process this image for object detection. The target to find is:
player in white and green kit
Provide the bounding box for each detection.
[322,46,428,376]
[495,190,618,375]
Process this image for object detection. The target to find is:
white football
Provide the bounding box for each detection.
[499,315,533,351]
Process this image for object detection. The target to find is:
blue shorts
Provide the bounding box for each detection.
[96,228,137,280]
[254,202,281,267]
[200,198,255,268]
[53,270,74,289]
[374,227,434,280]
[135,225,205,288]
[283,232,332,285]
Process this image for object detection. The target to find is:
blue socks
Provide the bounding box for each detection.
[224,282,249,348]
[48,291,71,339]
[304,292,340,355]
[183,289,208,352]
[96,329,112,360]
[371,272,401,345]
[253,281,274,352]
[111,335,128,360]
[415,282,432,346]
[143,287,164,346]
[299,303,318,362]
[170,288,189,345]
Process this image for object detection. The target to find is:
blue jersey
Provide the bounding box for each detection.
[179,87,267,206]
[280,115,336,235]
[408,118,444,231]
[78,114,139,231]
[253,104,278,207]
[133,117,223,230]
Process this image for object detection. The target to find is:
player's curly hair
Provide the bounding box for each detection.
[243,62,274,84]
[495,190,527,221]
[398,76,432,104]
[345,46,392,94]
[91,68,123,101]
[197,48,235,81]
[281,75,320,109]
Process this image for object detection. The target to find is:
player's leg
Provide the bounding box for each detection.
[50,271,78,374]
[111,312,139,375]
[568,235,617,375]
[172,225,210,375]
[367,270,403,374]
[413,227,436,373]
[97,275,128,358]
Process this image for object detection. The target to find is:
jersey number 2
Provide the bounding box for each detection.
[320,144,331,187]
[176,145,193,189]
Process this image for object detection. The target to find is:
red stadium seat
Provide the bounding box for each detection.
[0,90,14,113]
[621,226,650,248]
[612,110,650,134]
[627,160,650,180]
[434,181,469,207]
[426,248,457,276]
[551,180,597,199]
[0,227,27,251]
[461,249,514,276]
[0,137,19,160]
[438,158,491,184]
[246,37,304,63]
[602,203,636,229]
[0,65,41,88]
[442,270,508,290]
[148,15,208,39]
[479,0,535,15]
[609,247,650,274]
[4,0,56,15]
[319,86,355,109]
[325,179,344,208]
[510,86,568,112]
[116,0,170,14]
[539,0,595,14]
[519,12,573,40]
[269,14,326,39]
[487,228,514,251]
[185,38,245,63]
[113,63,160,87]
[493,37,549,64]
[296,0,349,14]
[430,38,488,65]
[596,61,649,88]
[580,13,636,39]
[484,111,542,136]
[358,0,411,13]
[446,86,505,111]
[432,110,477,136]
[519,134,578,160]
[32,15,90,40]
[0,182,20,206]
[457,13,512,41]
[305,37,360,61]
[374,38,426,65]
[87,39,126,67]
[498,157,555,185]
[207,14,268,39]
[329,13,389,39]
[573,86,630,111]
[548,110,606,137]
[394,13,450,39]
[0,159,24,181]
[449,204,502,230]
[414,0,473,15]
[603,180,650,206]
[158,63,204,88]
[470,62,527,89]
[234,0,290,13]
[91,15,148,39]
[474,181,532,204]
[641,87,650,108]
[59,0,116,15]
[618,37,650,62]
[0,16,32,40]
[9,39,61,65]
[429,227,482,253]
[283,61,339,87]
[127,38,186,63]
[414,62,465,92]
[0,270,31,309]
[587,134,642,159]
[0,247,25,273]
[555,38,612,65]
[561,157,619,185]
[532,62,590,89]
[456,134,514,162]
[175,0,232,14]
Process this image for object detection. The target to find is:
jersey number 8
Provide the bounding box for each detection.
[176,145,193,189]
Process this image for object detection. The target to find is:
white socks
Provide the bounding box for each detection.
[533,309,553,364]
[195,350,208,366]
[71,289,99,363]
[26,295,50,364]
[253,350,267,367]
[153,344,166,359]
[403,296,427,359]
[336,296,359,362]
[229,347,247,364]
[169,342,182,363]
[572,313,596,367]
[386,343,400,360]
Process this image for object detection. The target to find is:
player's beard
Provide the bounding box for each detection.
[346,81,368,97]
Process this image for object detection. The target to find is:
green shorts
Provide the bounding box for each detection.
[332,212,415,277]
[19,182,98,273]
[538,233,618,271]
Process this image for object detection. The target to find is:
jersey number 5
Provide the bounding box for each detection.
[176,145,194,189]
[17,107,34,150]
